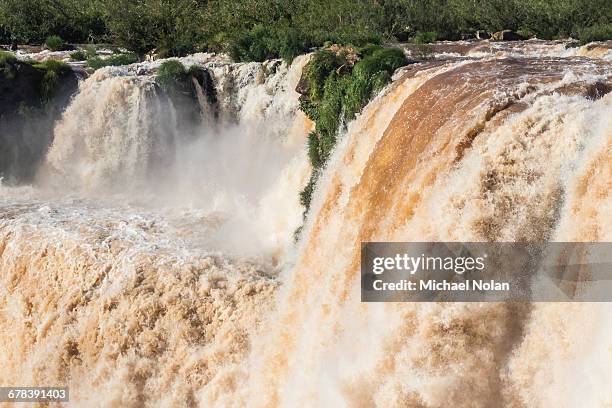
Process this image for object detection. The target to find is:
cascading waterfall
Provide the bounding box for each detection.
[43,54,312,192]
[244,57,612,407]
[43,68,179,189]
[0,42,610,407]
[0,53,312,406]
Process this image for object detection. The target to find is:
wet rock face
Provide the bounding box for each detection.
[0,61,44,115]
[294,72,311,98]
[156,67,219,137]
[587,81,611,100]
[491,30,526,41]
[0,58,78,183]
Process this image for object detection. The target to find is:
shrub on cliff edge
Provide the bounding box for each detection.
[297,45,407,219]
[156,60,188,90]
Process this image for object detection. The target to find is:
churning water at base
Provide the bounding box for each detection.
[0,42,611,407]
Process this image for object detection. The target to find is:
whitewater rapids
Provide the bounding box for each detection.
[1,41,611,407]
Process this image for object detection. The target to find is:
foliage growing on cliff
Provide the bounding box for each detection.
[32,60,72,101]
[2,54,74,104]
[298,45,407,213]
[1,53,71,101]
[155,60,188,90]
[155,60,208,117]
[0,50,16,79]
[0,50,14,63]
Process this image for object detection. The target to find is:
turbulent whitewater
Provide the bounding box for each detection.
[1,41,611,407]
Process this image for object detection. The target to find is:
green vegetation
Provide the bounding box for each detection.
[69,50,87,61]
[228,24,306,64]
[576,24,612,44]
[0,50,16,78]
[1,53,73,102]
[45,35,65,51]
[70,45,97,61]
[1,0,609,60]
[32,59,72,100]
[298,45,407,212]
[0,52,78,184]
[412,31,437,44]
[85,53,138,70]
[155,60,207,103]
[0,0,105,44]
[0,50,15,63]
[103,0,205,57]
[156,60,187,90]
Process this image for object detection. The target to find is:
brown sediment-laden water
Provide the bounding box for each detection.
[0,41,610,407]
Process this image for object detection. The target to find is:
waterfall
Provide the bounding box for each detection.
[244,57,612,407]
[43,68,179,189]
[42,54,312,193]
[0,44,610,407]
